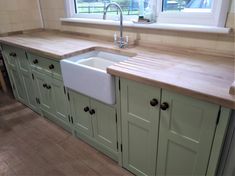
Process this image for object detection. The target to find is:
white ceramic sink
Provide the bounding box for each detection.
[60,51,129,105]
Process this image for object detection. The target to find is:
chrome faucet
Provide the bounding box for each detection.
[103,2,128,48]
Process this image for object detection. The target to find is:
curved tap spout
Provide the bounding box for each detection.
[103,2,127,48]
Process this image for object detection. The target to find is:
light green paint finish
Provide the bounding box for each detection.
[2,45,38,111]
[33,70,54,115]
[33,69,69,129]
[157,90,220,176]
[91,99,117,152]
[8,66,27,103]
[69,89,119,160]
[207,107,231,176]
[21,72,38,110]
[51,77,69,124]
[120,78,160,176]
[2,46,28,104]
[28,53,61,77]
[70,90,93,136]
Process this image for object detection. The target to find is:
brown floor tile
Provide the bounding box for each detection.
[0,91,133,176]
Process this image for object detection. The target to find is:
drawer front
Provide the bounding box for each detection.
[28,53,61,75]
[2,45,26,67]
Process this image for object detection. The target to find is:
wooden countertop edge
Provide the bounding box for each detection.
[230,81,235,96]
[107,68,235,109]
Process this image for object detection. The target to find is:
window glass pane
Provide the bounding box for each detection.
[162,0,213,12]
[75,0,150,16]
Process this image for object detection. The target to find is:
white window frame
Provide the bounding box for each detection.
[65,0,231,27]
[156,0,231,26]
[65,0,139,21]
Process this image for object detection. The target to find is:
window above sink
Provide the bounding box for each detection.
[65,0,231,27]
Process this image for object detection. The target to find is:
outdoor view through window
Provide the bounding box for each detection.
[163,0,212,12]
[74,0,213,16]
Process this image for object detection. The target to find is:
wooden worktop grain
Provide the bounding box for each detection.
[0,30,234,109]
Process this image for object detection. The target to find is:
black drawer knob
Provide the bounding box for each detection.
[84,106,90,112]
[43,83,47,88]
[150,99,158,107]
[160,102,169,111]
[46,85,51,89]
[89,109,95,115]
[49,64,54,69]
[33,59,38,64]
[9,52,17,57]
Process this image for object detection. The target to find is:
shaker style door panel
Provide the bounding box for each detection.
[157,90,220,176]
[121,79,160,176]
[91,99,117,151]
[70,91,93,136]
[51,78,68,124]
[33,71,54,115]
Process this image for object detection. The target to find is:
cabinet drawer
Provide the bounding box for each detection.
[28,53,61,75]
[2,45,26,67]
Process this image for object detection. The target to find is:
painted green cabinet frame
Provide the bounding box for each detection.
[68,89,121,162]
[120,78,231,176]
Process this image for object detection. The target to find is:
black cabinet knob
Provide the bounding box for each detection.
[9,52,16,57]
[160,102,169,111]
[89,109,95,115]
[150,99,158,107]
[43,83,47,88]
[84,106,90,112]
[46,85,51,89]
[33,59,38,64]
[49,64,54,69]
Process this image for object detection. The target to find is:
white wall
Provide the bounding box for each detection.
[231,0,235,12]
[0,0,42,34]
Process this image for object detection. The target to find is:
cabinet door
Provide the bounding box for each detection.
[91,99,117,151]
[8,66,27,103]
[21,72,38,110]
[2,49,27,103]
[121,79,160,176]
[157,90,220,176]
[33,71,54,115]
[70,91,93,136]
[51,77,69,123]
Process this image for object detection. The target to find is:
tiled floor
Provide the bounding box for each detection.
[0,91,132,176]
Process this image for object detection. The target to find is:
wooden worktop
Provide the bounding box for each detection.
[0,30,234,109]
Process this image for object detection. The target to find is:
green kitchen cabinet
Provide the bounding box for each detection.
[33,70,69,129]
[51,77,69,125]
[156,90,221,176]
[120,78,161,176]
[33,70,54,116]
[2,46,28,104]
[21,72,38,110]
[91,99,117,151]
[69,90,118,160]
[70,91,93,136]
[8,66,27,103]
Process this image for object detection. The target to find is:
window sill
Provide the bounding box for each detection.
[60,18,231,34]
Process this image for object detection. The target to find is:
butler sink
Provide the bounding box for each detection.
[60,50,129,105]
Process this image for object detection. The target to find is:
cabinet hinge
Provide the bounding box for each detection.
[216,108,221,125]
[67,92,70,101]
[117,142,119,150]
[118,79,121,91]
[38,98,40,104]
[115,113,118,123]
[63,86,66,94]
[71,116,74,124]
[121,144,123,152]
[32,73,34,80]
